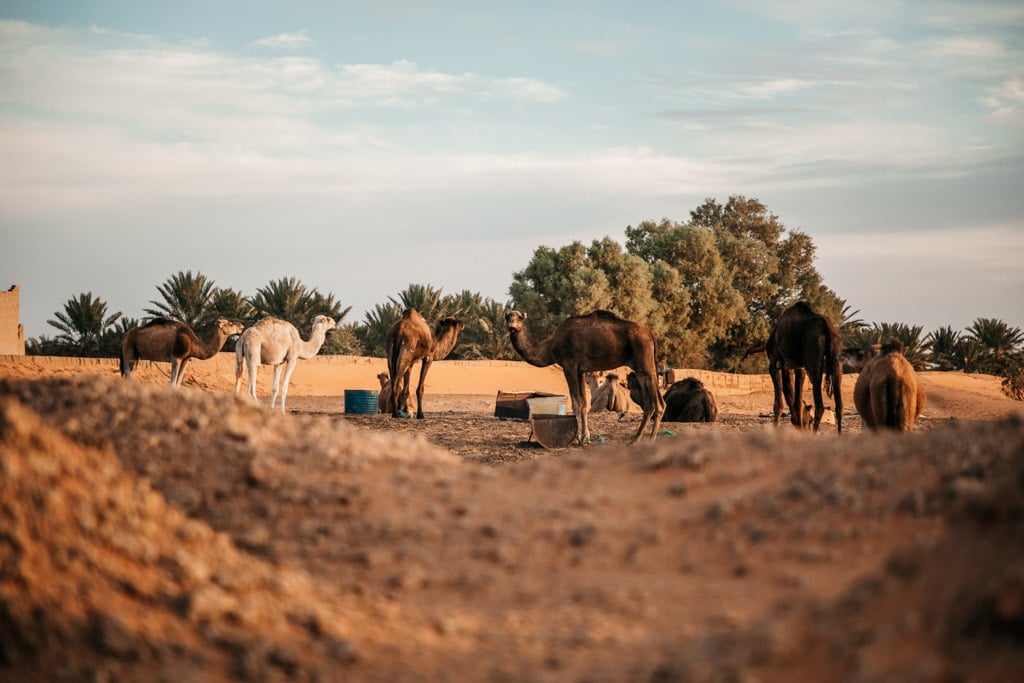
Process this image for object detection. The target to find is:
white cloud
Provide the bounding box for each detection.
[926,35,1004,60]
[251,31,313,50]
[982,76,1024,125]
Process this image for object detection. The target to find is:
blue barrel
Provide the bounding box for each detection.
[344,389,379,414]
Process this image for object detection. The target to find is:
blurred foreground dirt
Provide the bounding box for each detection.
[1,359,1023,682]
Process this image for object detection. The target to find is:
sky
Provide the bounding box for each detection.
[2,0,1023,341]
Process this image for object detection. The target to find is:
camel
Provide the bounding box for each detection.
[385,308,464,419]
[376,371,414,415]
[505,309,664,444]
[590,372,632,415]
[632,375,718,423]
[120,317,243,386]
[234,315,337,412]
[853,341,926,431]
[766,302,844,433]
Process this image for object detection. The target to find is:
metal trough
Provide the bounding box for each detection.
[529,414,578,448]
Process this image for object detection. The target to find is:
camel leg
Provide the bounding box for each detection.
[247,357,259,401]
[770,367,785,425]
[832,364,844,434]
[809,369,825,432]
[234,360,243,395]
[171,358,189,386]
[278,360,297,413]
[563,369,589,445]
[414,359,431,419]
[269,364,284,410]
[631,373,653,442]
[647,372,664,439]
[394,368,413,418]
[790,368,806,429]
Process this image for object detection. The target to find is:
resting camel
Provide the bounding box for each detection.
[853,341,926,431]
[385,308,464,419]
[376,371,414,415]
[234,315,336,412]
[505,309,664,444]
[120,318,243,386]
[590,372,632,415]
[766,301,844,433]
[632,375,718,423]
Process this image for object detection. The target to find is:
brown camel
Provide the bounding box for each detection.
[120,318,243,386]
[766,301,844,433]
[590,372,632,415]
[376,371,413,415]
[505,309,664,444]
[385,308,464,419]
[853,341,926,431]
[632,375,718,423]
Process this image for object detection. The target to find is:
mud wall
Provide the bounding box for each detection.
[0,285,25,355]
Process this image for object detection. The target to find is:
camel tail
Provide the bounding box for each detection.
[884,376,903,430]
[823,332,840,399]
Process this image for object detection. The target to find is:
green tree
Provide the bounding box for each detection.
[844,322,930,370]
[322,323,366,355]
[925,326,962,371]
[508,241,615,339]
[249,277,349,331]
[358,301,405,357]
[210,288,256,326]
[965,318,1024,370]
[46,292,122,356]
[145,271,218,329]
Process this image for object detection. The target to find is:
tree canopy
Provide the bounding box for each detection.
[511,195,844,370]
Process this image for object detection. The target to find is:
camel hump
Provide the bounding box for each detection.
[881,339,904,355]
[141,317,181,329]
[589,309,623,320]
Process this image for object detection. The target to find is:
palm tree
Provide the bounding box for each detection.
[925,326,962,371]
[358,301,404,357]
[965,318,1024,366]
[250,277,313,323]
[210,288,256,327]
[47,292,122,356]
[838,301,867,338]
[843,322,930,370]
[392,283,452,322]
[473,299,517,360]
[145,271,218,329]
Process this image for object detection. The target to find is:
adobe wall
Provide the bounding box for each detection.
[0,285,25,355]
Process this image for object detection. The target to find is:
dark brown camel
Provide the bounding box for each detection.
[631,375,718,423]
[385,308,464,419]
[853,341,926,431]
[766,301,844,433]
[121,318,243,386]
[504,309,664,444]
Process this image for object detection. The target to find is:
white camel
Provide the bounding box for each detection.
[234,315,337,412]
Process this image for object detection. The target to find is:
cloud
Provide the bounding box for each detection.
[250,32,313,50]
[983,77,1024,125]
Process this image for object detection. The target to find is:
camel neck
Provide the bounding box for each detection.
[510,330,552,367]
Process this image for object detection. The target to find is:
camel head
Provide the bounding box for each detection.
[310,315,338,333]
[436,317,465,338]
[840,344,881,372]
[504,310,527,333]
[216,319,245,337]
[377,371,389,387]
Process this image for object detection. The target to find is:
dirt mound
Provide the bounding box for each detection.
[1,374,1023,681]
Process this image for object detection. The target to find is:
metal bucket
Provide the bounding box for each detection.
[344,389,379,414]
[530,414,578,448]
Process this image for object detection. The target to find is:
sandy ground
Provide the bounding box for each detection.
[1,353,1023,682]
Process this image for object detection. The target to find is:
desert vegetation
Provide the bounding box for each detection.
[24,196,1024,400]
